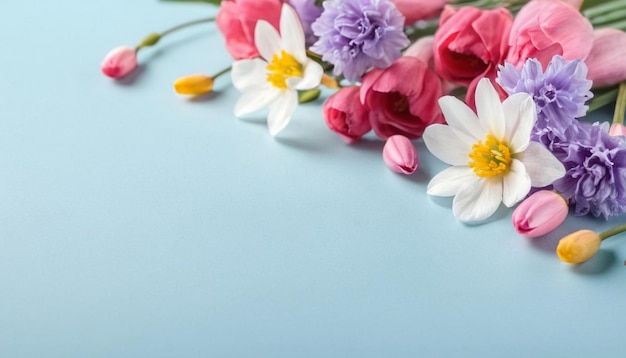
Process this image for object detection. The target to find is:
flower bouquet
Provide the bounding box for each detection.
[101,0,626,266]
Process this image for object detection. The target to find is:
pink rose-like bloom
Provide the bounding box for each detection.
[322,86,371,143]
[216,0,282,60]
[506,0,593,69]
[512,190,569,238]
[433,6,512,87]
[391,0,450,25]
[585,28,626,87]
[383,135,418,174]
[101,46,137,78]
[360,56,444,140]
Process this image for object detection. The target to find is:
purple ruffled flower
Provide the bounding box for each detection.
[536,121,626,219]
[287,0,323,46]
[310,0,409,82]
[497,56,592,140]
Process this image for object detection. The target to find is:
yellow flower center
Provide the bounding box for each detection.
[468,134,512,178]
[266,50,303,89]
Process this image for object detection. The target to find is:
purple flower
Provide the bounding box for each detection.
[310,0,409,82]
[287,0,324,47]
[497,56,592,140]
[536,121,626,219]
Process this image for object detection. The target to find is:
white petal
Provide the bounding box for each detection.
[502,159,531,207]
[234,86,279,116]
[280,4,306,62]
[423,124,473,166]
[503,93,536,152]
[255,20,281,61]
[438,95,485,141]
[427,166,477,197]
[232,59,268,92]
[453,178,503,222]
[516,141,566,187]
[289,60,323,90]
[267,90,297,136]
[475,78,505,138]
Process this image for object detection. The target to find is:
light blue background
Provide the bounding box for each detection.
[1,1,625,357]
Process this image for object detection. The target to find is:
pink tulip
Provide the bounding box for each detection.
[506,0,593,69]
[383,135,418,174]
[512,190,569,238]
[585,28,626,87]
[404,36,434,65]
[360,56,444,140]
[100,46,137,78]
[216,0,282,60]
[322,86,371,143]
[609,123,626,137]
[433,6,512,87]
[391,0,450,25]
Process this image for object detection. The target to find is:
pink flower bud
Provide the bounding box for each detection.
[512,190,569,238]
[383,135,418,174]
[101,46,137,78]
[609,123,626,137]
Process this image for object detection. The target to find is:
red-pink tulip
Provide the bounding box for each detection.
[433,6,512,86]
[383,135,418,174]
[360,56,444,140]
[512,190,569,238]
[322,86,371,143]
[391,0,450,25]
[506,0,593,69]
[101,46,137,78]
[216,0,282,60]
[585,28,626,87]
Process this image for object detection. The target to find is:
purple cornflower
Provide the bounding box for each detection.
[536,121,626,219]
[310,0,409,82]
[497,55,592,139]
[287,0,323,46]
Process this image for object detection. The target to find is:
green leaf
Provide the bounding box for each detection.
[160,0,222,6]
[298,89,321,104]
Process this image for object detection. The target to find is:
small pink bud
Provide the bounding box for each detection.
[609,123,626,137]
[383,135,418,174]
[512,190,569,238]
[101,46,137,78]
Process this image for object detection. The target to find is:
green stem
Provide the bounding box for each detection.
[135,17,215,51]
[599,223,626,241]
[212,66,232,80]
[583,0,626,19]
[160,17,215,37]
[587,86,618,113]
[613,82,626,125]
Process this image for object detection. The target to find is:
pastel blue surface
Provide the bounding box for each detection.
[1,1,625,357]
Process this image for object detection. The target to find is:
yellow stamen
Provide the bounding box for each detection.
[468,134,512,178]
[266,50,303,89]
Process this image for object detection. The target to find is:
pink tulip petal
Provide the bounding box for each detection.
[586,28,626,87]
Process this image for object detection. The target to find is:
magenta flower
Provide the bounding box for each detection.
[101,46,137,78]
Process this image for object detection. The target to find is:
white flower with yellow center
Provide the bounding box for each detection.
[231,4,323,136]
[423,78,566,222]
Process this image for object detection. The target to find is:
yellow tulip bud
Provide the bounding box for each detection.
[556,230,601,264]
[174,74,214,95]
[321,73,339,89]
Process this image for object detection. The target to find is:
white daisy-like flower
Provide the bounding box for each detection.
[231,4,324,136]
[423,78,566,222]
